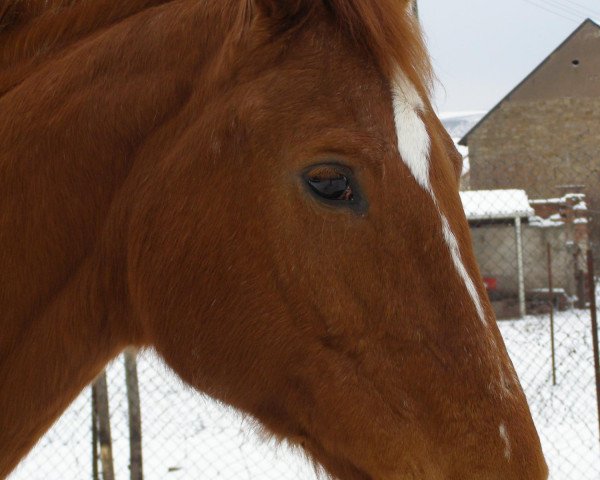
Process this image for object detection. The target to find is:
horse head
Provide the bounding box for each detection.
[0,1,548,478]
[126,1,548,478]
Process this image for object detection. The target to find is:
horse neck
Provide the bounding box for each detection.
[0,256,129,477]
[0,1,230,475]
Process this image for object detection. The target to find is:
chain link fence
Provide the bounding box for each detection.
[8,137,600,480]
[461,162,600,480]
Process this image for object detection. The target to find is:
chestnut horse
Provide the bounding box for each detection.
[0,1,547,479]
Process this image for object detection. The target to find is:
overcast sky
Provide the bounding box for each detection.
[419,0,600,113]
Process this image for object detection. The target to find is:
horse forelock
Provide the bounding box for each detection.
[321,0,432,95]
[239,0,432,95]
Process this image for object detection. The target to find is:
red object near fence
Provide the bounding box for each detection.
[483,277,498,291]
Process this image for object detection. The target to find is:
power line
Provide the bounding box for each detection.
[544,0,598,20]
[521,0,581,23]
[546,0,587,16]
[558,0,600,18]
[522,0,580,22]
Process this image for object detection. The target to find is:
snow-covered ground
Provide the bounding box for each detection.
[499,308,600,480]
[11,294,600,479]
[10,353,318,480]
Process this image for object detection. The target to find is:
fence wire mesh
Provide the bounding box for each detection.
[463,180,600,479]
[8,138,600,480]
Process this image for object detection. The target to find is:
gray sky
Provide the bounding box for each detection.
[419,0,600,113]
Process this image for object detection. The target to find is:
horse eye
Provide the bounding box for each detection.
[305,167,354,201]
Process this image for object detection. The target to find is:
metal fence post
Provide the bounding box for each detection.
[547,243,557,386]
[515,216,526,318]
[586,250,600,445]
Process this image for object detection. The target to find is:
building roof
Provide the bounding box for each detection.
[459,189,534,221]
[459,18,600,146]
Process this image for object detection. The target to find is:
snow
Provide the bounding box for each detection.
[529,288,567,294]
[498,307,600,480]
[563,193,586,201]
[529,215,565,228]
[438,110,486,139]
[451,138,470,176]
[10,353,318,480]
[9,295,600,480]
[530,198,563,205]
[460,153,470,176]
[460,189,535,220]
[438,110,487,120]
[439,111,487,179]
[530,193,587,207]
[453,140,469,159]
[437,111,486,181]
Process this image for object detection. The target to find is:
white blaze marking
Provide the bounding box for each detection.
[392,76,431,193]
[439,215,487,324]
[391,74,487,325]
[499,423,512,460]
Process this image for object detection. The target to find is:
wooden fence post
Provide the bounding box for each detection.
[92,386,99,480]
[124,349,144,480]
[93,371,115,480]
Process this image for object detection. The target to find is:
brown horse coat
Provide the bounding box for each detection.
[0,1,547,479]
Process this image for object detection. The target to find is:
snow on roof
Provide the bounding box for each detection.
[459,189,534,221]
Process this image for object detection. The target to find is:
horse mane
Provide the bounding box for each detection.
[1,0,431,94]
[0,1,169,32]
[0,0,173,65]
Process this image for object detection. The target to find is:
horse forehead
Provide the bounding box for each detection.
[256,29,387,108]
[240,61,392,145]
[390,72,488,327]
[390,74,430,191]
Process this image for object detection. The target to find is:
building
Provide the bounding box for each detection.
[460,189,590,319]
[459,19,600,254]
